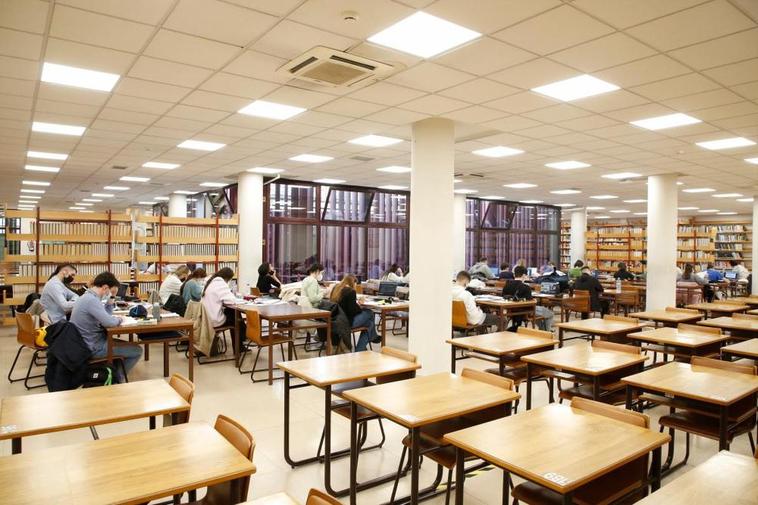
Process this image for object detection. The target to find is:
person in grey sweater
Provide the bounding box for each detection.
[70,272,142,381]
[469,257,495,280]
[40,264,78,323]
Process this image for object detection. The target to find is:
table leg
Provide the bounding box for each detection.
[498,355,505,376]
[651,446,662,492]
[526,362,533,410]
[381,309,387,347]
[499,307,505,331]
[149,416,156,430]
[559,327,564,348]
[107,333,114,366]
[163,341,169,378]
[188,327,194,382]
[625,385,633,410]
[349,401,358,505]
[718,406,728,451]
[233,308,240,366]
[326,318,333,355]
[11,437,21,454]
[502,471,511,505]
[592,376,600,401]
[562,491,574,504]
[454,447,465,505]
[410,426,420,505]
[450,345,456,373]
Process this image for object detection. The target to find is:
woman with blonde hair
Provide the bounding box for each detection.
[159,264,190,304]
[330,274,379,351]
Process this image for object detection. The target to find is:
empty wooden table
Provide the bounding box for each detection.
[555,318,645,347]
[474,298,536,331]
[521,344,646,409]
[629,309,702,327]
[623,361,758,450]
[724,296,758,308]
[446,331,556,373]
[445,403,669,505]
[0,379,189,454]
[0,422,256,504]
[359,297,409,345]
[697,316,758,340]
[277,352,420,497]
[685,302,749,318]
[721,338,758,362]
[626,327,729,362]
[635,450,757,504]
[343,372,520,505]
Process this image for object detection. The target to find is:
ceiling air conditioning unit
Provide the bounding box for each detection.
[277,46,394,87]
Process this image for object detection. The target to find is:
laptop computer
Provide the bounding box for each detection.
[725,271,738,280]
[378,281,398,297]
[540,281,560,295]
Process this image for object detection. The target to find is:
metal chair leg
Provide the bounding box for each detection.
[389,444,408,504]
[24,350,47,389]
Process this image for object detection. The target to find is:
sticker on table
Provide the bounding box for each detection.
[0,425,18,434]
[543,472,571,486]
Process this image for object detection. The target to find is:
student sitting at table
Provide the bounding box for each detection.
[503,266,554,331]
[568,260,584,280]
[469,257,495,280]
[452,271,499,329]
[573,266,609,317]
[302,263,325,307]
[256,262,282,296]
[705,262,724,282]
[159,265,190,304]
[613,262,635,281]
[202,267,245,342]
[498,263,514,280]
[70,272,141,382]
[730,259,750,281]
[380,263,409,283]
[330,274,380,351]
[40,263,79,323]
[181,267,206,303]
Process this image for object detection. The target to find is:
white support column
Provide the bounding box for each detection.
[569,208,587,267]
[408,118,455,374]
[168,194,187,218]
[752,195,758,295]
[452,194,467,272]
[646,174,678,310]
[237,172,264,294]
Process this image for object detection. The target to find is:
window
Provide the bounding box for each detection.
[322,188,369,221]
[265,223,317,283]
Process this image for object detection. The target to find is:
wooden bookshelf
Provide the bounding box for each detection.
[560,221,570,268]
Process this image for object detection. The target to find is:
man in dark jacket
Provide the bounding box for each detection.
[502,266,555,331]
[44,320,92,391]
[573,266,609,317]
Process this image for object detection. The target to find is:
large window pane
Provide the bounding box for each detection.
[465,230,477,269]
[482,202,516,229]
[511,205,536,229]
[481,231,508,265]
[269,182,317,219]
[320,225,366,281]
[367,228,408,279]
[536,234,560,268]
[536,206,560,231]
[323,188,369,221]
[370,192,407,224]
[466,199,482,229]
[266,223,317,283]
[508,232,535,267]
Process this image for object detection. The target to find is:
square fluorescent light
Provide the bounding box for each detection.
[472,146,524,158]
[349,135,403,147]
[682,188,715,193]
[594,215,611,219]
[32,121,85,136]
[79,210,94,213]
[27,150,67,161]
[550,189,581,195]
[602,172,641,180]
[520,199,543,204]
[482,195,505,200]
[143,161,180,170]
[248,167,285,174]
[696,137,755,150]
[238,100,306,120]
[555,203,576,207]
[678,207,699,210]
[76,202,93,206]
[454,189,478,194]
[25,164,60,173]
[745,157,758,164]
[737,198,754,202]
[82,198,102,202]
[377,166,411,174]
[69,206,85,210]
[609,209,629,213]
[120,176,150,182]
[138,201,155,205]
[590,195,618,200]
[367,11,481,58]
[623,199,647,203]
[633,212,647,216]
[586,206,605,210]
[178,140,225,151]
[379,185,408,190]
[314,178,346,184]
[532,74,619,102]
[712,193,742,198]
[503,183,536,189]
[20,189,45,194]
[717,211,737,215]
[41,62,120,92]
[545,161,590,170]
[22,180,50,186]
[199,182,226,188]
[173,190,196,195]
[698,209,719,213]
[630,113,701,131]
[92,193,114,198]
[154,196,169,201]
[104,186,128,191]
[290,154,333,163]
[18,195,40,200]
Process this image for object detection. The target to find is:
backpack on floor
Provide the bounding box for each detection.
[82,364,114,388]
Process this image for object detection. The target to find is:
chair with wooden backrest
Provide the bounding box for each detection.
[392,368,515,505]
[163,373,195,427]
[732,312,758,320]
[7,313,46,389]
[614,288,640,316]
[451,300,483,336]
[512,397,651,505]
[677,323,720,335]
[186,415,255,505]
[603,314,639,324]
[665,306,701,316]
[250,287,262,297]
[560,290,591,322]
[306,489,340,505]
[656,356,757,468]
[239,309,297,385]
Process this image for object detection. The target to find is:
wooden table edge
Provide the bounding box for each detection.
[626,330,730,347]
[554,322,644,334]
[620,376,758,406]
[275,361,421,388]
[521,354,647,376]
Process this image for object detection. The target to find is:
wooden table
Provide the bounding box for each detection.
[629,309,702,327]
[626,327,729,362]
[0,379,189,454]
[554,317,645,347]
[446,331,556,374]
[277,352,420,497]
[359,297,409,345]
[697,316,758,340]
[474,298,536,331]
[343,372,520,505]
[623,361,758,450]
[748,308,758,316]
[107,317,194,380]
[724,296,758,308]
[0,422,256,504]
[521,344,646,409]
[721,338,758,362]
[635,451,758,504]
[685,302,749,318]
[445,404,668,505]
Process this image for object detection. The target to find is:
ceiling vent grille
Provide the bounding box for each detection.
[111,165,128,170]
[350,155,374,162]
[277,46,394,88]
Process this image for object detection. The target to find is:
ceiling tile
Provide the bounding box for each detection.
[363,107,429,125]
[486,91,556,114]
[348,82,426,106]
[594,54,690,88]
[164,0,277,46]
[289,0,413,39]
[571,0,705,29]
[549,33,656,72]
[732,81,758,100]
[223,50,290,82]
[440,78,519,103]
[0,28,43,60]
[144,30,241,69]
[263,85,337,109]
[128,56,214,87]
[223,0,303,16]
[576,89,650,113]
[200,73,278,99]
[522,104,591,122]
[669,28,758,70]
[181,90,249,112]
[45,38,136,75]
[115,77,191,102]
[662,88,744,112]
[442,106,506,124]
[434,37,535,76]
[483,115,542,132]
[37,82,111,106]
[425,0,561,34]
[57,0,175,24]
[631,73,720,101]
[253,19,357,60]
[106,94,175,115]
[694,101,758,121]
[386,62,475,93]
[49,5,154,53]
[99,107,160,126]
[488,58,577,90]
[316,97,386,117]
[0,0,49,33]
[399,94,469,115]
[0,55,39,80]
[704,58,758,86]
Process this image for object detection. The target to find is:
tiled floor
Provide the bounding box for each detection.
[0,324,753,504]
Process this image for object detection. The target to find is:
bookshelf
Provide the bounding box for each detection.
[585,222,646,273]
[560,221,570,268]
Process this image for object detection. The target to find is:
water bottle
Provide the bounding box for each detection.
[615,279,622,293]
[152,302,161,322]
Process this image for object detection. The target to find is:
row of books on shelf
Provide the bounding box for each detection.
[145,244,237,256]
[29,222,131,236]
[16,263,130,278]
[677,251,714,261]
[36,243,131,256]
[715,234,749,242]
[136,281,160,294]
[716,225,749,233]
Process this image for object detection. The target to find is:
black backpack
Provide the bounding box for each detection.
[163,294,186,317]
[83,364,114,387]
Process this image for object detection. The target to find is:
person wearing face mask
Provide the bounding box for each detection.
[70,272,141,381]
[302,263,325,307]
[256,262,282,296]
[159,265,190,304]
[40,263,79,323]
[380,263,409,283]
[452,271,499,329]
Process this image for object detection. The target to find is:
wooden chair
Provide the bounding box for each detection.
[452,300,484,336]
[185,415,255,505]
[239,310,297,385]
[391,368,515,505]
[614,289,640,316]
[512,397,651,505]
[655,356,757,468]
[732,312,758,321]
[7,313,46,389]
[306,489,341,505]
[250,286,262,297]
[560,290,591,322]
[665,306,701,316]
[163,373,195,427]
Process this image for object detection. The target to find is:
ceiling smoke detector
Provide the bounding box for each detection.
[277,46,394,88]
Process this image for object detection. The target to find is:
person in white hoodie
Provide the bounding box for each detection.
[159,265,190,304]
[201,267,245,345]
[452,271,499,328]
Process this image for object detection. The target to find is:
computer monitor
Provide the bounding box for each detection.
[540,281,559,295]
[489,266,500,277]
[378,281,398,297]
[725,271,737,280]
[116,283,128,299]
[527,267,538,278]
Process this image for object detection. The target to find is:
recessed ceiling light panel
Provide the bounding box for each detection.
[602,172,641,179]
[199,182,227,188]
[32,121,85,136]
[290,154,333,163]
[377,165,411,173]
[696,137,755,150]
[503,183,536,189]
[120,176,150,182]
[532,74,619,102]
[177,140,226,151]
[630,113,701,131]
[41,62,120,92]
[472,146,524,158]
[27,150,67,161]
[238,100,306,120]
[550,189,581,195]
[349,135,403,147]
[25,164,60,173]
[682,188,715,193]
[248,167,285,174]
[590,195,618,200]
[712,193,742,198]
[545,161,590,170]
[314,178,346,184]
[143,161,180,170]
